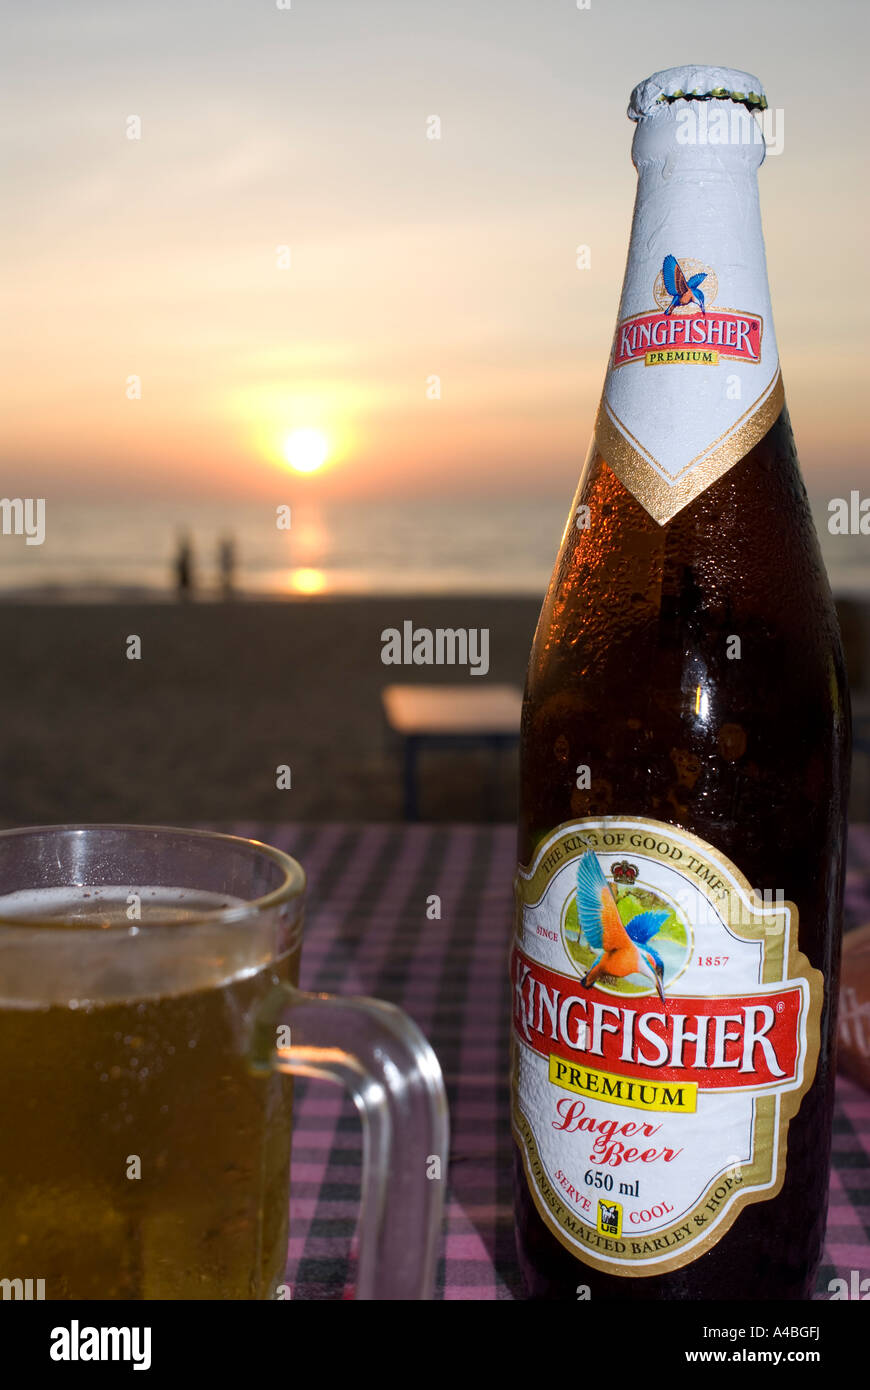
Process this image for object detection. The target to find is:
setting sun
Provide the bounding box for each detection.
[284,428,329,474]
[289,567,327,595]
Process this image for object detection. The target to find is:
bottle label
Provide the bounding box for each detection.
[596,249,782,524]
[512,817,821,1277]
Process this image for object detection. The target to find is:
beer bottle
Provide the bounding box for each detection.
[512,66,851,1300]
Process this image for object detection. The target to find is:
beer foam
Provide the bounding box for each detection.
[0,884,251,927]
[0,886,297,1007]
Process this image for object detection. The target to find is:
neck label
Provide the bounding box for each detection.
[597,218,782,523]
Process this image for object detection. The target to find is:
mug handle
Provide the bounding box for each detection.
[250,984,449,1300]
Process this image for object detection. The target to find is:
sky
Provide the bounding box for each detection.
[1,0,867,504]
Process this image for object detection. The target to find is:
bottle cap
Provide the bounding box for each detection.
[629,66,768,121]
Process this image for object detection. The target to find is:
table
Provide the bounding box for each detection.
[381,684,523,820]
[238,821,870,1300]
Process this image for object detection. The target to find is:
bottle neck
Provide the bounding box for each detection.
[594,100,783,525]
[621,105,772,334]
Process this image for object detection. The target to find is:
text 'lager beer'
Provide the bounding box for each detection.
[512,66,851,1300]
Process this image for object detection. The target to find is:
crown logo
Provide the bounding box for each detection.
[611,860,639,884]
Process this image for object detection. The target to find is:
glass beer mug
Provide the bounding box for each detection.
[0,825,448,1300]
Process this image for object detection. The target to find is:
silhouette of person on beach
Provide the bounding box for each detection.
[218,534,236,599]
[174,531,195,600]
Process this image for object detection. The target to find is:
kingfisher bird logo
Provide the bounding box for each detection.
[662,253,708,316]
[562,851,690,1000]
[612,253,762,369]
[653,255,718,316]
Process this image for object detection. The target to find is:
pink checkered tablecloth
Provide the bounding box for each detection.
[229,822,870,1300]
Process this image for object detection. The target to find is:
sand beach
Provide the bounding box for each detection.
[0,591,867,828]
[0,596,540,826]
